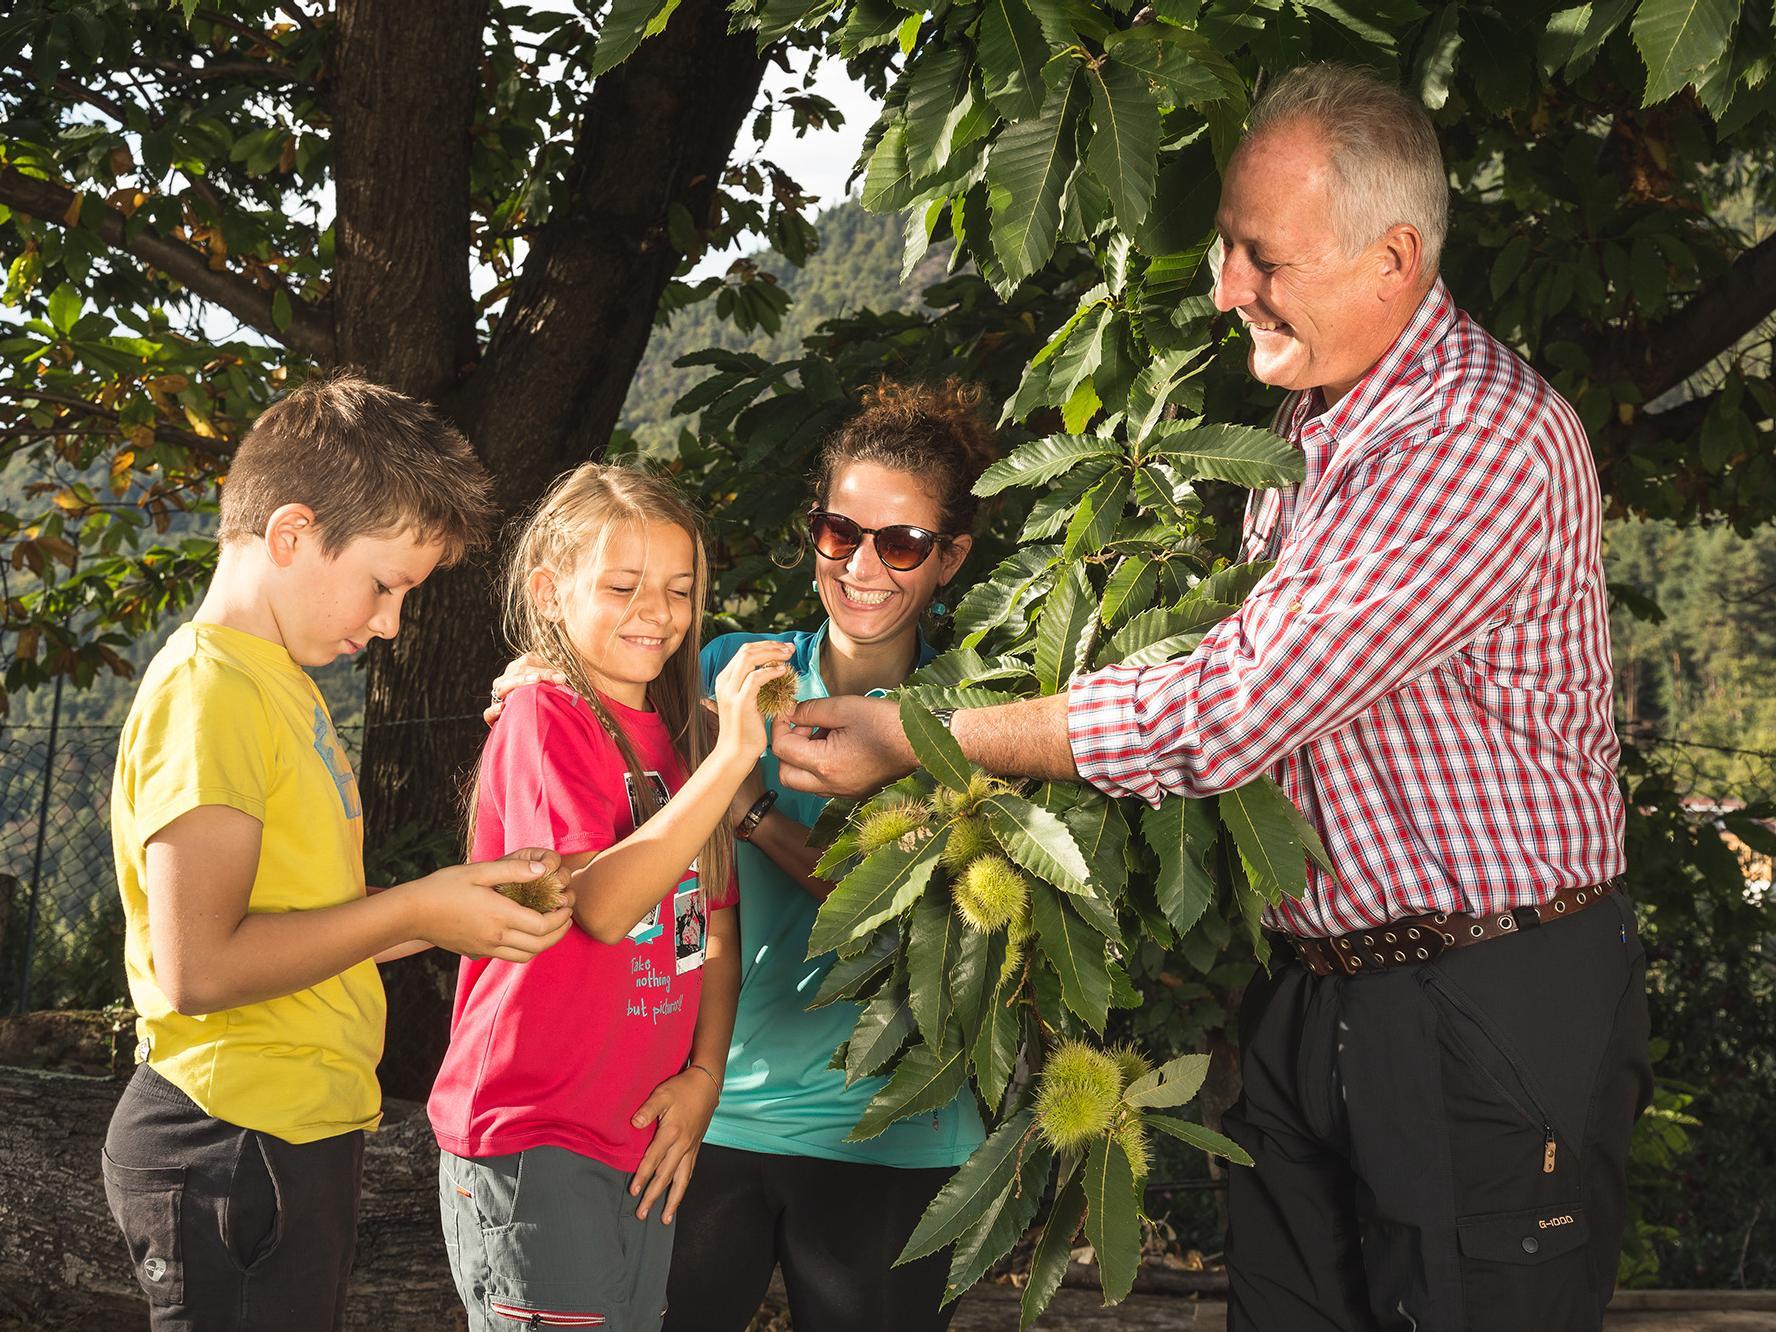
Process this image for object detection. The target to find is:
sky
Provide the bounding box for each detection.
[687,53,874,279]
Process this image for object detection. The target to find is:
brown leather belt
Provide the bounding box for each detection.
[1279,878,1624,978]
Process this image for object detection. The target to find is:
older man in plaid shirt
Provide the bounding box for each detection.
[776,63,1650,1332]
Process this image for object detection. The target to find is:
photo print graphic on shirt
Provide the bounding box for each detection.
[673,882,707,975]
[622,770,680,946]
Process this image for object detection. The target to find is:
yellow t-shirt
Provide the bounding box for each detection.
[112,621,385,1143]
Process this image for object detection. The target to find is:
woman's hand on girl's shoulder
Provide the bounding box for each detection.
[483,652,568,726]
[707,640,794,769]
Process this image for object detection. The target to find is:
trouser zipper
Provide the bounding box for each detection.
[1424,974,1559,1174]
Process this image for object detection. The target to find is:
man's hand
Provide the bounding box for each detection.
[628,1066,721,1223]
[772,696,917,798]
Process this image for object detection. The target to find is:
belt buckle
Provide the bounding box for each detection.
[1417,922,1452,963]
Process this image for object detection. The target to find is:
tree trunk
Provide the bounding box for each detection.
[335,0,769,1098]
[332,0,483,400]
[350,0,770,854]
[0,1065,464,1329]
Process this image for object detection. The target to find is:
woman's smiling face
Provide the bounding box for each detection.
[815,461,972,652]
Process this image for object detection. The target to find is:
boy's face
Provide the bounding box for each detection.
[276,523,447,667]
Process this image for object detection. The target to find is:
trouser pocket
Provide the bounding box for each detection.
[100,1148,186,1306]
[440,1152,482,1317]
[449,1147,639,1331]
[225,1131,283,1273]
[1456,1205,1596,1331]
[1421,970,1572,1211]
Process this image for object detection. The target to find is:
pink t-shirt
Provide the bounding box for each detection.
[427,682,737,1170]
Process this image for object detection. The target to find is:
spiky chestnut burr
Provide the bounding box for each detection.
[755,667,801,720]
[953,854,1029,932]
[1114,1116,1151,1178]
[1034,1040,1124,1151]
[494,869,567,913]
[939,814,997,870]
[855,799,931,855]
[1109,1043,1153,1090]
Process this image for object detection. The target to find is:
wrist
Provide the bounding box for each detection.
[380,880,424,940]
[712,736,759,777]
[734,790,778,842]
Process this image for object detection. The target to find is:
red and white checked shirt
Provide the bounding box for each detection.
[1067,281,1624,937]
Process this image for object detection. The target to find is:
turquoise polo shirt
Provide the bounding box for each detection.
[699,624,986,1167]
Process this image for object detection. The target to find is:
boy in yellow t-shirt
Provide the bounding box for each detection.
[103,370,574,1330]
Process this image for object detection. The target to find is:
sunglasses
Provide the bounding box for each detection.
[807,509,956,572]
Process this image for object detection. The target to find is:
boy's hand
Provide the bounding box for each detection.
[483,652,567,726]
[409,850,575,961]
[627,1065,721,1223]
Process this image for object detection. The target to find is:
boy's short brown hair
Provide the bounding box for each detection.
[217,368,496,564]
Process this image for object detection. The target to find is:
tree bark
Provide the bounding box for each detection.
[332,0,483,397]
[459,3,769,492]
[0,1065,464,1330]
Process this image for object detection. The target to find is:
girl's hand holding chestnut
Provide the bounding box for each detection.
[708,641,794,769]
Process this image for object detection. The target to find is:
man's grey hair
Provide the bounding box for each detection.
[1246,63,1449,273]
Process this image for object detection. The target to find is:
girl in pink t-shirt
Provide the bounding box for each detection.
[428,464,791,1331]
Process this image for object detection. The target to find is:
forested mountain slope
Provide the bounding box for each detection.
[620,198,949,450]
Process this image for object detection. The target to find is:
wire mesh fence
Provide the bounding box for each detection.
[0,713,375,1014]
[3,700,1773,1015]
[3,714,126,1013]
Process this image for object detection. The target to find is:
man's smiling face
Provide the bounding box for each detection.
[1212,119,1402,405]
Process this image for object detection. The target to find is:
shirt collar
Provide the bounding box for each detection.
[803,619,936,701]
[1315,278,1456,440]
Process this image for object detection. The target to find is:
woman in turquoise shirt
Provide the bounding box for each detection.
[671,381,998,1332]
[486,381,998,1329]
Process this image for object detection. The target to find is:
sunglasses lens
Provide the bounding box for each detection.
[810,512,940,570]
[874,527,936,570]
[810,513,861,560]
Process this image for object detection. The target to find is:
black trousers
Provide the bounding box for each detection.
[663,1143,958,1332]
[101,1064,363,1331]
[1223,890,1651,1332]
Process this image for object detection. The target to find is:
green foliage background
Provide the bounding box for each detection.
[5,0,1776,1303]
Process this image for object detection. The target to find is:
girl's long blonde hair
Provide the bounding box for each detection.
[481,463,731,898]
